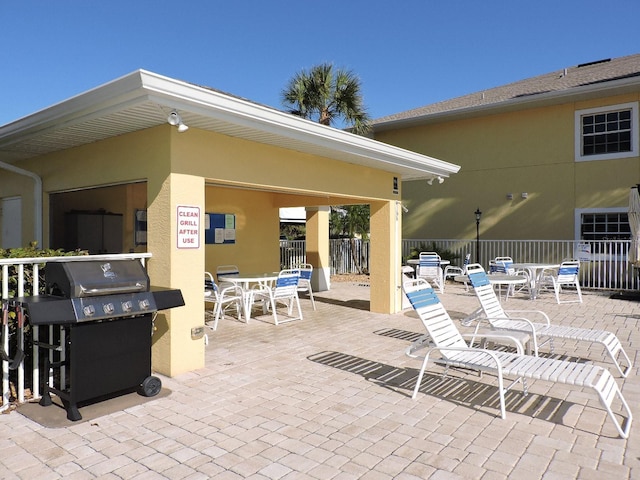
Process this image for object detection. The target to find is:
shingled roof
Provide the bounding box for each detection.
[373,53,640,127]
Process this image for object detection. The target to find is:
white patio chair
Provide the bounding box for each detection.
[417,252,444,293]
[488,257,530,298]
[403,278,632,438]
[539,259,583,304]
[205,272,243,330]
[465,263,631,377]
[444,253,471,290]
[250,269,302,325]
[296,263,316,310]
[489,256,514,274]
[216,264,240,289]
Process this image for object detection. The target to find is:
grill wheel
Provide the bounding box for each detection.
[140,375,162,397]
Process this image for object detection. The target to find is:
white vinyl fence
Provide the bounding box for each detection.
[281,238,639,290]
[404,239,639,291]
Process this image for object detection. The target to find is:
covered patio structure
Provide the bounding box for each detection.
[0,70,459,376]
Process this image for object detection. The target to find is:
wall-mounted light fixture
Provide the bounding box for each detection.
[506,193,513,200]
[167,110,189,132]
[427,176,444,186]
[521,192,528,199]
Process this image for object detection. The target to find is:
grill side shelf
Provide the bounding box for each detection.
[13,296,77,325]
[151,288,185,310]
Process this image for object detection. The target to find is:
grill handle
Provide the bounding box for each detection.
[80,282,146,295]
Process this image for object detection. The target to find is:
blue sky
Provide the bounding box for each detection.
[2,1,639,126]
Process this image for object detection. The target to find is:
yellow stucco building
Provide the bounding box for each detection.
[0,70,459,376]
[372,54,640,243]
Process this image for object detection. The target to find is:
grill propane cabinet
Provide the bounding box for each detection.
[10,259,184,421]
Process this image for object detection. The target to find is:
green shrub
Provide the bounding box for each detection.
[406,242,460,263]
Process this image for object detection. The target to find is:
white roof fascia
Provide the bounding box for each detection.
[138,70,460,178]
[0,69,459,179]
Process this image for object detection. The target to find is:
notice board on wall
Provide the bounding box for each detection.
[205,213,236,244]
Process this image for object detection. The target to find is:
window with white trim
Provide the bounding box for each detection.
[580,211,630,241]
[575,208,631,257]
[575,102,639,161]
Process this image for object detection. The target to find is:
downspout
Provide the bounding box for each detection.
[0,161,43,247]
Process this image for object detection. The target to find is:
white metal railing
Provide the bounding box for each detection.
[283,238,639,289]
[280,239,373,275]
[280,240,306,269]
[403,239,640,291]
[1,253,152,412]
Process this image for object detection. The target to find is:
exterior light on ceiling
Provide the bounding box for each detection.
[167,110,189,133]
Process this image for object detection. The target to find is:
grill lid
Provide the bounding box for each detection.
[46,260,150,298]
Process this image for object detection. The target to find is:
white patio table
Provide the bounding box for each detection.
[510,262,560,299]
[455,273,528,301]
[218,272,279,320]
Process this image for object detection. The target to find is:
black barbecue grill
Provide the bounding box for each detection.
[9,259,184,421]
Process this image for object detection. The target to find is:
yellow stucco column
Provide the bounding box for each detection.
[147,173,205,376]
[305,206,330,291]
[369,200,403,314]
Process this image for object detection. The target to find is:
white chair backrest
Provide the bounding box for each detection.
[274,269,300,296]
[490,256,514,274]
[205,272,217,292]
[557,260,580,281]
[297,264,313,281]
[403,279,468,357]
[216,265,239,281]
[418,252,441,274]
[466,263,506,318]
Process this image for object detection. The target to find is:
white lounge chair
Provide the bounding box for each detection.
[403,278,632,438]
[466,263,632,377]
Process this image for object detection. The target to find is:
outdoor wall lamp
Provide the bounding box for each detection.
[167,110,189,132]
[427,176,444,185]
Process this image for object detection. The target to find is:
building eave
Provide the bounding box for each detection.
[0,70,459,181]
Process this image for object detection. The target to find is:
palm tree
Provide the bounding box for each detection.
[281,63,371,135]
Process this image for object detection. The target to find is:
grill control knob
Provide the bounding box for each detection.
[103,303,115,315]
[139,299,151,310]
[122,301,133,312]
[83,305,96,317]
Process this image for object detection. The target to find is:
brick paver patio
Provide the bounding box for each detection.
[1,280,638,479]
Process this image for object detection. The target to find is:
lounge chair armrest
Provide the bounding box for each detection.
[405,334,432,359]
[424,345,504,376]
[504,309,551,326]
[461,333,525,355]
[483,315,539,335]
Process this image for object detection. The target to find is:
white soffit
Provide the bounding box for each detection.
[0,70,459,180]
